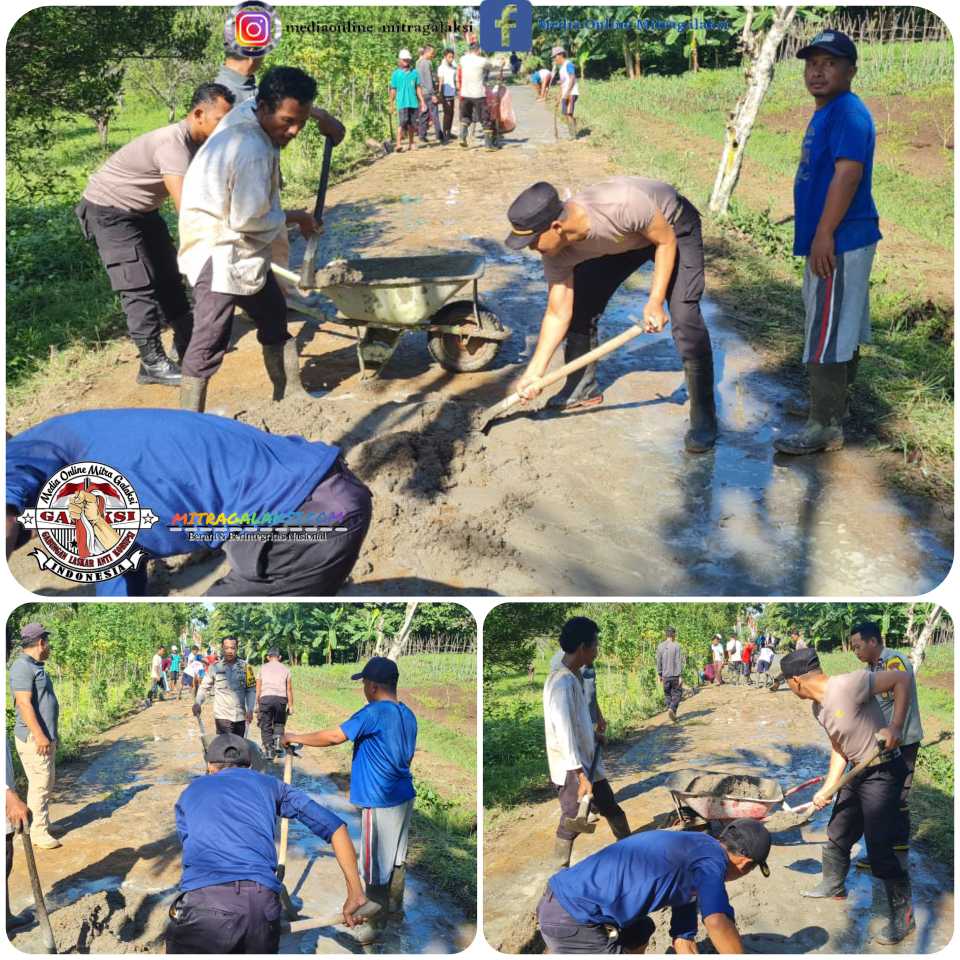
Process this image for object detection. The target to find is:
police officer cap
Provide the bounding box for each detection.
[720,819,771,877]
[780,648,821,678]
[351,656,399,683]
[207,734,252,766]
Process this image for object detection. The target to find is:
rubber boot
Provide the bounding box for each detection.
[801,845,849,899]
[179,376,208,413]
[551,837,574,870]
[484,129,497,151]
[274,724,286,760]
[786,348,859,419]
[774,363,846,455]
[6,906,35,933]
[872,877,916,944]
[263,340,309,401]
[546,330,602,411]
[607,812,632,840]
[682,356,718,453]
[136,336,182,386]
[388,864,406,914]
[459,124,470,148]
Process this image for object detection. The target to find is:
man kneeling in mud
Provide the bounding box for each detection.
[537,820,771,953]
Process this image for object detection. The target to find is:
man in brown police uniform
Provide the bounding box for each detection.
[779,648,915,945]
[503,177,718,453]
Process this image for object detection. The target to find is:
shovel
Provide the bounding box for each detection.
[561,744,601,835]
[763,734,886,832]
[277,744,303,920]
[17,823,57,953]
[280,899,380,936]
[479,323,649,434]
[299,136,335,292]
[195,713,211,762]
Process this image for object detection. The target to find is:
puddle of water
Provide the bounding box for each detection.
[286,773,472,954]
[44,874,124,910]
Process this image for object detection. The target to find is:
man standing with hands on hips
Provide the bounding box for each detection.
[504,177,718,452]
[193,637,257,736]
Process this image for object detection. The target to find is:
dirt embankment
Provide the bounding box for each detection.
[483,681,954,955]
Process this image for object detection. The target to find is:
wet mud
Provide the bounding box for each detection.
[6,84,952,597]
[484,682,953,954]
[7,697,472,954]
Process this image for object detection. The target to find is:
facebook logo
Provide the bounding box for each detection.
[479,0,533,52]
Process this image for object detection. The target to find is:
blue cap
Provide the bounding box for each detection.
[797,30,857,63]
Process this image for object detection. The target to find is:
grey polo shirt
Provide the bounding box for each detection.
[214,63,258,105]
[9,654,59,743]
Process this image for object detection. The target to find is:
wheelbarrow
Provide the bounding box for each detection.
[272,253,510,380]
[666,770,823,827]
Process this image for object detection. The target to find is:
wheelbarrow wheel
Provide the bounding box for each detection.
[427,300,503,373]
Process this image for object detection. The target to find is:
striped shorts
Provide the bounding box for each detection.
[802,242,877,364]
[359,798,414,887]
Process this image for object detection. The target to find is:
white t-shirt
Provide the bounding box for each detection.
[184,659,203,679]
[543,666,603,786]
[458,52,489,99]
[151,654,163,680]
[711,642,725,663]
[558,60,579,97]
[758,647,775,665]
[437,60,457,97]
[727,639,742,660]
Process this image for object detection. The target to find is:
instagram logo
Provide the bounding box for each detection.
[225,2,281,56]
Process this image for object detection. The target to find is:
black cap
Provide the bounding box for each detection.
[267,648,281,658]
[20,622,49,645]
[797,30,857,63]
[351,656,400,684]
[505,182,565,249]
[780,648,822,678]
[207,734,253,766]
[721,819,771,877]
[664,627,676,638]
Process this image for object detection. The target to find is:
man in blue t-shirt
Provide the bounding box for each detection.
[6,409,372,597]
[776,30,882,457]
[537,820,771,953]
[283,656,417,941]
[166,734,366,953]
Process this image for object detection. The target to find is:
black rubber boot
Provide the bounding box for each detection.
[6,907,35,933]
[546,330,602,411]
[786,348,858,419]
[801,845,849,900]
[551,837,574,869]
[484,130,497,151]
[179,376,208,413]
[607,812,632,840]
[263,340,309,401]
[388,864,406,914]
[774,363,846,455]
[872,877,916,944]
[459,125,469,148]
[136,337,182,386]
[682,356,718,453]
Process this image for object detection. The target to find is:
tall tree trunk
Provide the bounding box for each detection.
[691,39,699,73]
[634,53,642,77]
[623,38,633,78]
[96,115,110,148]
[709,6,798,215]
[385,602,419,661]
[910,605,943,675]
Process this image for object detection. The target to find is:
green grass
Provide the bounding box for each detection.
[289,658,476,910]
[579,63,954,500]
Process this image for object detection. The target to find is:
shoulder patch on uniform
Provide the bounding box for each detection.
[887,656,906,672]
[245,664,256,687]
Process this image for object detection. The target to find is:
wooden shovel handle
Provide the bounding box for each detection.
[282,899,381,935]
[789,735,886,816]
[278,748,293,877]
[482,324,647,427]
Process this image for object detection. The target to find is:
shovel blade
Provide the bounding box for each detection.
[764,805,814,833]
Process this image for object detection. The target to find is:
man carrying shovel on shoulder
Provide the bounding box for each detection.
[778,648,915,944]
[193,637,256,736]
[282,657,417,944]
[166,734,367,953]
[503,177,718,453]
[544,617,630,871]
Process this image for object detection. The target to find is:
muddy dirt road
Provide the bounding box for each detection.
[7,85,951,596]
[7,697,473,954]
[483,682,953,954]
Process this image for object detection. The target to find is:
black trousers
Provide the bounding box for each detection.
[662,676,682,712]
[185,258,287,380]
[460,96,490,130]
[258,696,288,750]
[165,881,281,954]
[556,771,626,841]
[894,741,919,850]
[440,95,456,137]
[826,756,908,880]
[76,199,192,346]
[215,718,246,736]
[207,458,373,597]
[537,889,660,954]
[569,197,712,363]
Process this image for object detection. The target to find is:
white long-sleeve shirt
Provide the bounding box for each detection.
[543,664,604,786]
[178,100,285,295]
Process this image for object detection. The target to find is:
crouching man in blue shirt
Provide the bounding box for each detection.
[165,734,367,954]
[537,819,771,954]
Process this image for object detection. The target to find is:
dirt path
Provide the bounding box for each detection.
[7,697,473,954]
[483,682,953,955]
[7,85,952,596]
